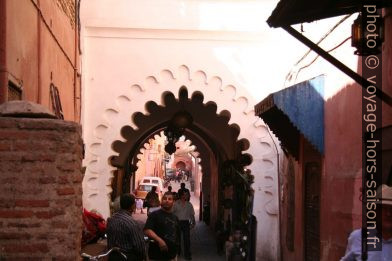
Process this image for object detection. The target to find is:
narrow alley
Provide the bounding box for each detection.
[1,1,392,260]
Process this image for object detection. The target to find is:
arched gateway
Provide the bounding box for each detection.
[82,66,280,258]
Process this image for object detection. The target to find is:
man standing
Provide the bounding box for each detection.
[145,186,160,215]
[177,183,190,201]
[341,185,392,260]
[106,193,146,261]
[173,191,195,260]
[167,185,178,200]
[144,192,180,261]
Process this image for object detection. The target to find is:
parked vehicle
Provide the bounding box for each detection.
[139,177,165,190]
[134,177,164,200]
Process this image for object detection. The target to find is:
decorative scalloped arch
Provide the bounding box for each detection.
[82,65,279,256]
[111,88,245,167]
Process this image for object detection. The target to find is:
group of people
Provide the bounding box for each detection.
[99,183,392,260]
[173,169,190,183]
[107,183,195,261]
[139,183,191,215]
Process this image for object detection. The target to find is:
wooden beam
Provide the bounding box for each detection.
[283,25,392,107]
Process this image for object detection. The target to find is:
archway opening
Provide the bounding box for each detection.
[175,161,186,170]
[109,87,255,257]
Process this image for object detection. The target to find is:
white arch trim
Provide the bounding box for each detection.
[82,65,280,258]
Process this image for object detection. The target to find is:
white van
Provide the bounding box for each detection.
[134,177,165,200]
[139,177,164,192]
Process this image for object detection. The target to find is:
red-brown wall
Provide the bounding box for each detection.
[320,8,392,261]
[1,0,80,122]
[0,0,7,102]
[279,136,322,260]
[382,8,392,126]
[322,81,363,260]
[279,153,303,260]
[279,9,392,260]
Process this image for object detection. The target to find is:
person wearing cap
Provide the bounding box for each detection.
[340,184,392,260]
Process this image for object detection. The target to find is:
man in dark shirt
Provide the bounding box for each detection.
[177,183,190,201]
[145,186,160,215]
[144,192,180,261]
[107,193,146,261]
[167,186,178,200]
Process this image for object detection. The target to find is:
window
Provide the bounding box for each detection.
[138,185,153,192]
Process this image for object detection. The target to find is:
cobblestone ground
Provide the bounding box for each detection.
[82,180,225,261]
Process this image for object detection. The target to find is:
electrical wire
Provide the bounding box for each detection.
[294,36,351,82]
[294,14,352,67]
[284,14,353,85]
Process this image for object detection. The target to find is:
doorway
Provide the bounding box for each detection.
[304,162,320,261]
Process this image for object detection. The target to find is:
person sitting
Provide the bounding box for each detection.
[106,193,146,261]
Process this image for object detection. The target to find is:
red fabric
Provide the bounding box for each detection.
[82,208,106,246]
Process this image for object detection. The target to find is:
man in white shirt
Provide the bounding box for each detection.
[172,191,195,260]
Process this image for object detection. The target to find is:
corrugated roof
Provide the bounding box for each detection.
[255,76,325,159]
